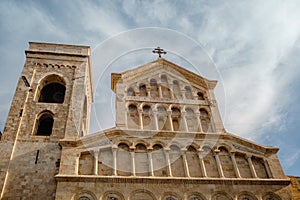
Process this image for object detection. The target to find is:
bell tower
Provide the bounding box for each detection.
[0,42,93,199]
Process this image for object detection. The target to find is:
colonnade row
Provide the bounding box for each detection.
[78,144,272,179]
[126,75,207,101]
[75,189,282,200]
[126,104,214,132]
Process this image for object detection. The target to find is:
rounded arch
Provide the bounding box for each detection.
[262,192,281,200]
[102,190,125,200]
[37,74,66,103]
[163,191,182,200]
[117,142,131,149]
[139,83,147,97]
[212,191,233,200]
[186,142,200,150]
[218,145,232,152]
[187,192,207,200]
[130,189,156,200]
[35,110,54,136]
[237,191,258,200]
[117,142,131,176]
[161,74,168,83]
[197,91,205,100]
[135,143,148,150]
[73,190,97,200]
[152,142,165,149]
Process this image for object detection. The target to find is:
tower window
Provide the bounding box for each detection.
[36,112,54,136]
[38,83,66,103]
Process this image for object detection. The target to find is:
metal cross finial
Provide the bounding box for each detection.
[152,47,167,58]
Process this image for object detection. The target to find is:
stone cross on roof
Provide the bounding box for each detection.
[152,47,167,58]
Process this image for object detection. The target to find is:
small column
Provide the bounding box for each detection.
[196,112,203,132]
[138,109,143,130]
[182,149,190,177]
[148,149,154,176]
[164,148,172,177]
[198,150,207,177]
[167,110,174,131]
[130,150,136,176]
[181,89,186,99]
[230,152,241,178]
[214,149,224,178]
[158,84,163,98]
[182,111,189,132]
[112,146,117,176]
[75,153,80,175]
[246,154,257,178]
[263,159,273,178]
[170,84,175,99]
[146,86,151,98]
[153,110,159,130]
[93,150,99,175]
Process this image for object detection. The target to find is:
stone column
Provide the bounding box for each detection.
[196,112,203,132]
[263,159,273,178]
[246,154,257,178]
[148,149,154,176]
[198,150,207,177]
[146,86,151,98]
[112,146,117,176]
[182,111,189,132]
[164,148,172,177]
[158,84,163,98]
[93,150,99,175]
[181,88,186,99]
[138,109,143,130]
[214,149,224,178]
[230,152,241,178]
[130,151,136,176]
[153,110,159,130]
[167,110,174,131]
[182,149,190,177]
[75,153,80,175]
[170,83,174,99]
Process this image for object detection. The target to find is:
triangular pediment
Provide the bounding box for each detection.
[111,58,217,92]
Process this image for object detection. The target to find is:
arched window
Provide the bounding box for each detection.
[117,143,131,176]
[157,106,169,130]
[142,105,152,129]
[152,144,167,176]
[150,79,159,98]
[139,83,147,97]
[197,92,205,100]
[135,143,149,176]
[127,104,139,129]
[200,108,211,132]
[171,107,181,131]
[38,83,66,103]
[185,108,196,132]
[161,74,168,83]
[185,86,193,99]
[173,80,181,99]
[36,111,54,136]
[127,87,135,96]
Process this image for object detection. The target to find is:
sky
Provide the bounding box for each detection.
[0,0,300,176]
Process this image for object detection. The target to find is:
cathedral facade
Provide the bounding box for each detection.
[0,42,295,199]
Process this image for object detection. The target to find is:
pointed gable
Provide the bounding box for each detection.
[111,58,217,92]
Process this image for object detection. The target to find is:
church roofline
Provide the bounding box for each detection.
[111,58,218,92]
